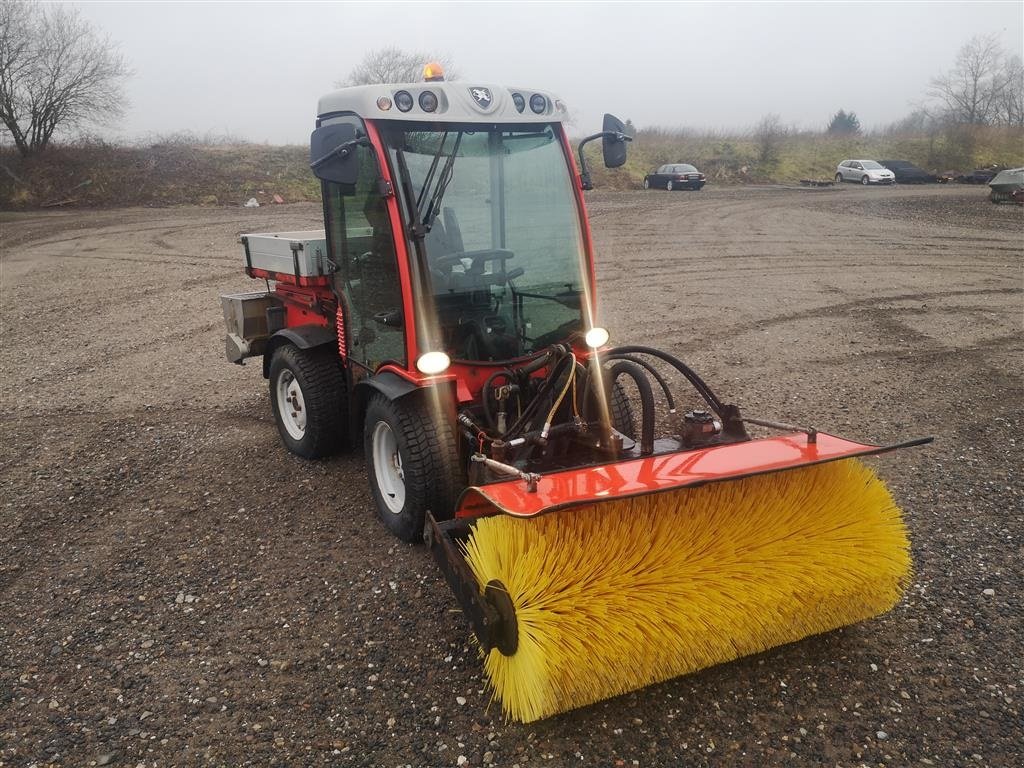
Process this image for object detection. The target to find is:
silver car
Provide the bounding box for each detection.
[835,160,895,185]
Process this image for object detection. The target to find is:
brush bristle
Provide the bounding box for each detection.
[463,458,911,723]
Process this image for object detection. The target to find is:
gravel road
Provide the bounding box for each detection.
[1,185,1021,767]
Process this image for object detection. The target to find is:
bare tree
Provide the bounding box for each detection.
[0,1,130,157]
[995,54,1024,127]
[928,34,1006,125]
[753,113,785,164]
[338,47,458,87]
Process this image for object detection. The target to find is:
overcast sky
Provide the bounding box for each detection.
[72,1,1024,144]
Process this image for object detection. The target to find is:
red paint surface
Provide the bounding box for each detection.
[454,432,887,518]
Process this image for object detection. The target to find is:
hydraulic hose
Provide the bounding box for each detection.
[605,345,726,416]
[607,360,655,455]
[607,354,676,412]
[505,349,574,439]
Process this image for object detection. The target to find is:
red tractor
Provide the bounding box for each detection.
[220,67,928,721]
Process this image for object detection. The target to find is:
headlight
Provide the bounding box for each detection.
[529,93,547,114]
[418,90,438,112]
[511,92,525,113]
[584,326,609,348]
[394,90,414,112]
[416,351,451,375]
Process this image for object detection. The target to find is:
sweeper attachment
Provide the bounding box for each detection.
[220,68,931,723]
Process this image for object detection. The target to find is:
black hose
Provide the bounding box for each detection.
[607,360,656,455]
[605,345,726,415]
[607,354,676,411]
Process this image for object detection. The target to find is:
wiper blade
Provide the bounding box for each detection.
[415,131,448,215]
[422,132,463,233]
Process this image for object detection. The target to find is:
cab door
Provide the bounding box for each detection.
[321,125,407,373]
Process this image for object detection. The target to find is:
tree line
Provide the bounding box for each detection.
[1,3,1021,162]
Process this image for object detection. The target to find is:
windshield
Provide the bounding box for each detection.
[676,164,697,172]
[384,123,587,362]
[861,161,884,170]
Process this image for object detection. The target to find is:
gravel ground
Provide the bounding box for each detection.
[1,184,1021,767]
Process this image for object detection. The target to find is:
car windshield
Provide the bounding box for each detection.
[676,164,697,172]
[383,123,587,362]
[862,161,884,170]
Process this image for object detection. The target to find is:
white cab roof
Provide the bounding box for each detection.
[317,81,567,124]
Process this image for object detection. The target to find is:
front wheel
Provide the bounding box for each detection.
[269,344,347,458]
[666,180,674,191]
[861,175,870,185]
[835,173,843,184]
[364,393,462,542]
[643,178,650,190]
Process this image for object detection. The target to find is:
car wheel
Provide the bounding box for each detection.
[643,178,650,190]
[666,180,674,191]
[835,173,843,184]
[269,344,347,459]
[861,175,870,185]
[364,393,462,542]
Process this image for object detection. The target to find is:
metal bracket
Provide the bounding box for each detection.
[471,453,541,493]
[743,416,818,444]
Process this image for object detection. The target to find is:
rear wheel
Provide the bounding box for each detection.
[364,393,462,542]
[835,173,843,184]
[269,344,347,458]
[666,180,674,191]
[861,175,870,185]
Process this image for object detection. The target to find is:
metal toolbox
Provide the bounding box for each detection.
[220,291,281,363]
[241,230,330,278]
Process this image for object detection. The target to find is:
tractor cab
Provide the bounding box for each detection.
[308,72,628,382]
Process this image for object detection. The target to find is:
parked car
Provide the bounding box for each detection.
[835,160,895,185]
[643,164,706,191]
[956,166,1002,184]
[880,160,936,183]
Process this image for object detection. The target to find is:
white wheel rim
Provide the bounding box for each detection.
[667,181,673,190]
[276,370,306,440]
[372,421,405,514]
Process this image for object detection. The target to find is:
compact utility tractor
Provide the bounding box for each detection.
[220,66,930,722]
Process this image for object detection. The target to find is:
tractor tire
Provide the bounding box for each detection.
[364,393,462,542]
[861,175,870,185]
[666,180,674,191]
[610,380,636,441]
[269,344,347,459]
[835,173,843,184]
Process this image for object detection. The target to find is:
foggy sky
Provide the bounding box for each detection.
[71,1,1024,144]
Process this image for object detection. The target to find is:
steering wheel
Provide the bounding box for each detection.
[432,248,514,272]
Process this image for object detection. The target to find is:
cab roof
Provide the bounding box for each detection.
[317,81,567,124]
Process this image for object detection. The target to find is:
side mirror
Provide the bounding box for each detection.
[310,123,361,185]
[602,114,629,168]
[577,113,633,190]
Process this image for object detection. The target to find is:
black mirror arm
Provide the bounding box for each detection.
[576,131,632,191]
[309,136,371,171]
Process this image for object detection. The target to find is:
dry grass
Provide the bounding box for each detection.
[0,136,318,209]
[586,125,1024,189]
[1,125,1021,208]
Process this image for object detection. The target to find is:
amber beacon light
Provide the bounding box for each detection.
[423,62,445,82]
